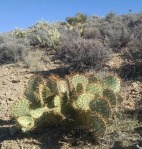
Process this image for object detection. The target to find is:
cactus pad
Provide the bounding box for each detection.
[54,95,62,108]
[27,75,43,91]
[24,76,43,104]
[38,83,52,106]
[86,83,103,97]
[57,80,69,95]
[103,75,120,93]
[73,93,94,111]
[46,76,58,95]
[103,89,117,106]
[11,99,30,117]
[87,113,107,137]
[53,95,65,118]
[30,107,48,119]
[89,97,111,119]
[70,74,88,91]
[17,116,35,130]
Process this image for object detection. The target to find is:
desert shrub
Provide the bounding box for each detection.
[66,13,87,26]
[27,24,60,49]
[105,12,117,23]
[59,26,80,41]
[11,28,27,38]
[65,13,87,37]
[98,19,131,52]
[23,49,51,71]
[27,32,41,46]
[55,37,112,70]
[85,16,101,28]
[107,27,132,52]
[0,34,30,64]
[124,27,142,61]
[83,27,101,39]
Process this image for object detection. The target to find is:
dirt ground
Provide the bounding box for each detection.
[0,58,142,149]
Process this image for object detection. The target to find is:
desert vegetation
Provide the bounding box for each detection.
[0,12,142,149]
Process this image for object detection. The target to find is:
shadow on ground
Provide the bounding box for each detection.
[119,63,142,81]
[0,118,99,149]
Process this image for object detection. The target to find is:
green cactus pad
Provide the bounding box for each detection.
[46,76,58,95]
[17,116,35,130]
[71,74,88,91]
[89,97,111,119]
[24,75,43,104]
[57,80,69,95]
[24,89,37,104]
[11,99,30,117]
[37,83,53,106]
[53,95,65,118]
[103,89,117,106]
[103,75,120,93]
[73,93,94,111]
[86,83,103,97]
[76,111,106,137]
[54,95,62,108]
[27,75,43,91]
[61,93,76,119]
[30,107,48,119]
[87,113,106,137]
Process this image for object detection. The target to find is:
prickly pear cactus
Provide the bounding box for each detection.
[103,89,117,106]
[89,97,111,119]
[69,74,88,93]
[11,99,30,117]
[86,83,103,97]
[72,93,94,111]
[17,116,35,132]
[11,73,122,138]
[24,75,43,104]
[29,107,48,119]
[103,75,120,93]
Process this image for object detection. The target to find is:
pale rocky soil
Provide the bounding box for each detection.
[0,55,142,149]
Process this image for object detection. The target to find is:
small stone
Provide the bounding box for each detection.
[11,79,20,83]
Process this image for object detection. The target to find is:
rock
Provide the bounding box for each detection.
[11,79,20,83]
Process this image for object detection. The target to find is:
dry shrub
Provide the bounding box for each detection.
[23,49,50,71]
[83,27,101,39]
[56,37,112,70]
[0,34,30,64]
